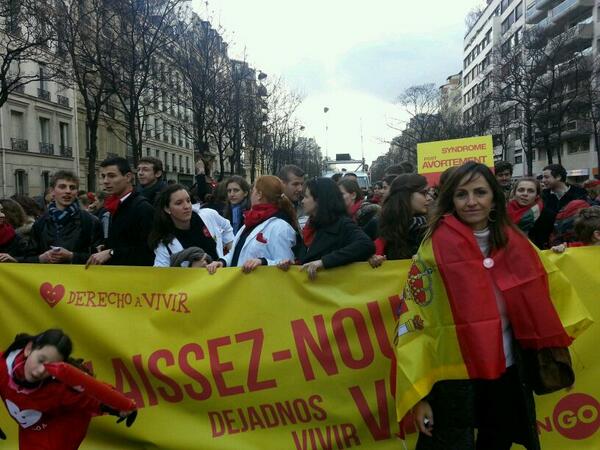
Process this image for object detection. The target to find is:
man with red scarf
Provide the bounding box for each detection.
[86,157,154,267]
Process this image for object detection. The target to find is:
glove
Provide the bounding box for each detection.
[101,405,137,427]
[0,426,5,439]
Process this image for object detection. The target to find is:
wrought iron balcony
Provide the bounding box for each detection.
[38,88,50,101]
[39,142,54,155]
[10,138,28,152]
[57,95,70,107]
[14,85,25,94]
[60,145,73,157]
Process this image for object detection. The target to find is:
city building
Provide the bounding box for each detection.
[0,60,78,197]
[463,0,599,180]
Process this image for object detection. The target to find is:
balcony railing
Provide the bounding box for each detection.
[14,85,25,94]
[10,138,28,152]
[38,88,50,101]
[165,165,171,171]
[173,166,178,172]
[60,145,73,157]
[39,142,54,155]
[171,137,176,145]
[57,94,69,107]
[186,167,191,174]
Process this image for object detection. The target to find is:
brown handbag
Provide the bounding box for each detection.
[525,347,575,395]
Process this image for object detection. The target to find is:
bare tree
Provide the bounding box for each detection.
[583,56,600,175]
[53,0,117,190]
[101,0,187,166]
[0,0,54,108]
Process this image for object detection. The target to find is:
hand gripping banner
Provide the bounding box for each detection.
[0,247,598,450]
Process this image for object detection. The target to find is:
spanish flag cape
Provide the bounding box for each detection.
[394,214,593,422]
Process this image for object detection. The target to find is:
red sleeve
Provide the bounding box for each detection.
[374,238,386,256]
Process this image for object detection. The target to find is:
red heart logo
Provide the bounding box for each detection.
[39,282,66,308]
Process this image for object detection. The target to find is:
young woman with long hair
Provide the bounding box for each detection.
[370,174,432,267]
[0,329,136,449]
[403,162,586,450]
[223,176,251,235]
[507,177,555,249]
[149,184,234,267]
[207,175,298,273]
[279,177,374,280]
[338,178,379,239]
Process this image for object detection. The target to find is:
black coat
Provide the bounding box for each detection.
[22,210,103,264]
[541,184,588,215]
[136,180,167,206]
[300,216,375,268]
[527,208,555,249]
[106,192,155,266]
[0,234,27,257]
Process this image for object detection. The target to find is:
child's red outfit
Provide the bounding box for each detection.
[0,350,101,450]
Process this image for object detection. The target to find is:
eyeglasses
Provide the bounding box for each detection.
[417,189,434,198]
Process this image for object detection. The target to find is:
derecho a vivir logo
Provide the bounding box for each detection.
[38,282,191,314]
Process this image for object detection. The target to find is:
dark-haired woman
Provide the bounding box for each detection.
[401,162,588,450]
[0,329,137,449]
[149,184,233,267]
[507,177,554,249]
[280,177,374,280]
[338,178,380,239]
[223,176,251,235]
[370,174,432,267]
[206,175,298,273]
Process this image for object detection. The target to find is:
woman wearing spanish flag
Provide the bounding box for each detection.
[395,162,591,450]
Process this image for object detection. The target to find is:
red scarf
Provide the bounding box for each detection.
[104,189,132,216]
[302,220,317,247]
[348,200,363,221]
[432,215,571,379]
[243,203,279,230]
[0,222,16,246]
[507,198,543,224]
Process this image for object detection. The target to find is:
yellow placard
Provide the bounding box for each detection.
[417,135,494,184]
[0,249,598,450]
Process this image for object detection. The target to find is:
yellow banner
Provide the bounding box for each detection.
[417,135,494,184]
[0,248,598,450]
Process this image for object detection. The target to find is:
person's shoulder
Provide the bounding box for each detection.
[79,209,99,223]
[570,184,588,198]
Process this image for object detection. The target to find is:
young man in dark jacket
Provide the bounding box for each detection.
[541,164,588,214]
[136,156,167,206]
[22,171,102,264]
[86,157,155,267]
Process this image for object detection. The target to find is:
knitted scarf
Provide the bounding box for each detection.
[507,199,543,233]
[47,201,80,226]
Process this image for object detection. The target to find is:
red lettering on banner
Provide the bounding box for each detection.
[235,329,277,391]
[111,358,145,408]
[209,411,225,437]
[349,379,391,440]
[309,395,327,421]
[291,423,361,449]
[223,409,240,434]
[247,406,267,430]
[132,354,158,406]
[291,315,339,381]
[207,336,245,396]
[332,308,375,370]
[147,349,184,403]
[178,343,212,401]
[367,300,394,360]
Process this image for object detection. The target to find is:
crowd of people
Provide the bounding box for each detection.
[0,155,598,449]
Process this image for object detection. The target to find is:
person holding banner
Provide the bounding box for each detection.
[149,184,233,267]
[370,174,432,267]
[281,177,374,280]
[403,162,589,450]
[206,175,298,273]
[0,329,137,450]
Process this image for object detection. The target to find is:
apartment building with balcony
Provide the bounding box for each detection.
[525,0,599,181]
[463,0,599,180]
[0,60,78,197]
[463,0,527,174]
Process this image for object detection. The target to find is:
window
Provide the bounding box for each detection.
[515,2,523,20]
[147,147,151,156]
[514,155,522,164]
[154,118,160,138]
[11,110,24,139]
[39,63,47,90]
[59,122,69,148]
[41,171,50,191]
[15,169,28,195]
[179,155,182,170]
[39,117,50,144]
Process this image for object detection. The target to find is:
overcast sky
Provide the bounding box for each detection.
[191,0,483,165]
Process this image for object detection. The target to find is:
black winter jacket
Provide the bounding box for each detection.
[105,192,155,266]
[541,184,588,215]
[22,210,103,264]
[299,216,375,268]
